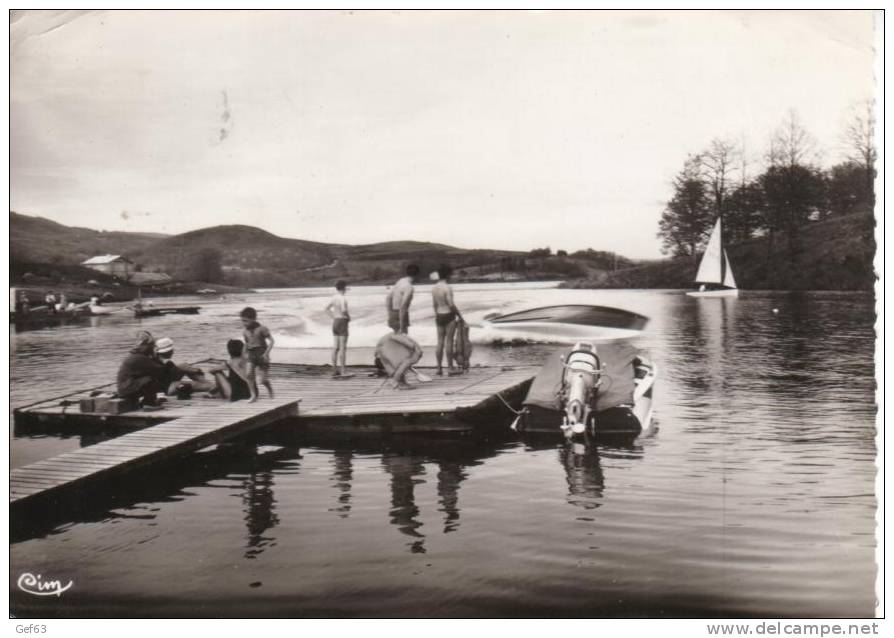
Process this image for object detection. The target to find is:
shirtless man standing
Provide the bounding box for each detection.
[432,264,463,376]
[386,264,419,334]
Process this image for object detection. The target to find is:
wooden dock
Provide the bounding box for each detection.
[10,397,299,507]
[11,364,536,507]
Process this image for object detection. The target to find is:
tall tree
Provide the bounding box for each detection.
[657,155,712,258]
[826,161,872,217]
[724,181,764,244]
[758,163,826,255]
[768,109,816,169]
[763,111,823,257]
[701,138,738,221]
[843,99,877,209]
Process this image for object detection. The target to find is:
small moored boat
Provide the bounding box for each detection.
[134,305,201,318]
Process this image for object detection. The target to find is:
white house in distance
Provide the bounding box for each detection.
[81,254,135,278]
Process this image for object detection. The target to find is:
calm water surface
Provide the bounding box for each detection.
[9,285,878,617]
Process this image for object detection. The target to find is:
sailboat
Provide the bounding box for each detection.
[686,217,739,297]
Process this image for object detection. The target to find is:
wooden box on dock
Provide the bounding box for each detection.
[92,396,137,415]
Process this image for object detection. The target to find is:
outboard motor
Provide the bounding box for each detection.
[558,342,604,438]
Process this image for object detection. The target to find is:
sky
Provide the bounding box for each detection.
[10,10,878,258]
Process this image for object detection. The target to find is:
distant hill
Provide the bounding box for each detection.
[129,224,340,282]
[11,212,618,287]
[10,212,167,265]
[564,212,877,291]
[13,211,874,291]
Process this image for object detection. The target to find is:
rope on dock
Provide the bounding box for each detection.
[445,369,510,396]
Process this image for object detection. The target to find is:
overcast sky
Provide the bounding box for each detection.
[11,10,877,258]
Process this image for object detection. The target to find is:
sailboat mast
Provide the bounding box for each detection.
[718,211,726,286]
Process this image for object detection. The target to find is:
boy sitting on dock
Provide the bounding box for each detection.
[240,307,275,401]
[209,339,256,402]
[325,280,351,378]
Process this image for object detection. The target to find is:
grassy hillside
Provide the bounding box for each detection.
[12,211,874,291]
[10,212,167,264]
[11,213,558,287]
[130,224,340,280]
[564,212,877,291]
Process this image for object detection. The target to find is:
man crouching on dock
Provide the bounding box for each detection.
[116,331,167,409]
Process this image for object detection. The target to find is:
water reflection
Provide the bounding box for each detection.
[261,432,507,554]
[377,441,486,552]
[10,441,300,545]
[329,449,353,518]
[558,442,605,510]
[436,460,464,533]
[524,437,644,512]
[382,453,427,553]
[240,446,281,559]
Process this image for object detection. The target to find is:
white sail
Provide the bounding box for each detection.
[694,219,723,284]
[723,251,737,289]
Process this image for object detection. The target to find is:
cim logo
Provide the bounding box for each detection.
[17,573,73,597]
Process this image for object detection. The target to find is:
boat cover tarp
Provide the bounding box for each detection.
[523,341,639,412]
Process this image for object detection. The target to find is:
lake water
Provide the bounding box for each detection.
[9,284,878,618]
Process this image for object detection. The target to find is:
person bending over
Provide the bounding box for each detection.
[375,332,423,390]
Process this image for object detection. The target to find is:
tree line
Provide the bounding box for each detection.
[658,102,876,260]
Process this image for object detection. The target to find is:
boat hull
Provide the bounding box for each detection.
[135,306,201,318]
[685,288,739,298]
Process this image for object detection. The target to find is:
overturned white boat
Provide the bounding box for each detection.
[480,304,649,341]
[686,217,739,298]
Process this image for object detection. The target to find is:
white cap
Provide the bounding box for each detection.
[155,337,174,354]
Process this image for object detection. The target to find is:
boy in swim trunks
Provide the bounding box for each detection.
[431,263,463,376]
[325,280,350,378]
[240,307,275,401]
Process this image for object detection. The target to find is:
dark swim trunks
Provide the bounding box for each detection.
[332,317,349,336]
[435,311,457,327]
[246,346,269,368]
[388,309,409,333]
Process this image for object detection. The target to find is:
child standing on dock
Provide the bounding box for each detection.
[325,280,351,378]
[240,307,275,401]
